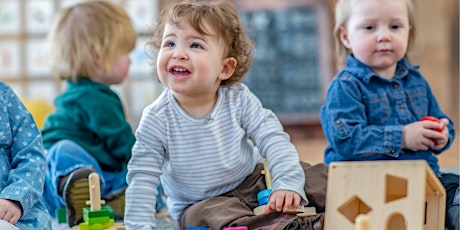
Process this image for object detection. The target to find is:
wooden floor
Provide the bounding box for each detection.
[289,129,460,173]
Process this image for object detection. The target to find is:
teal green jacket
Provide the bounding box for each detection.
[42,78,135,172]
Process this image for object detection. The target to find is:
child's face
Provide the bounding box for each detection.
[156,21,235,98]
[339,0,410,78]
[93,52,131,86]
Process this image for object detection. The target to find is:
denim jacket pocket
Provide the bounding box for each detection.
[406,87,428,117]
[363,93,390,124]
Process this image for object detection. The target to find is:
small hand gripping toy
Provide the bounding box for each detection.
[420,116,443,132]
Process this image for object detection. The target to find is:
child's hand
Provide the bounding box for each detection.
[263,190,301,215]
[0,199,21,224]
[402,119,447,151]
[431,118,449,150]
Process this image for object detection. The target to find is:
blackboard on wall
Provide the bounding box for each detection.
[235,0,333,125]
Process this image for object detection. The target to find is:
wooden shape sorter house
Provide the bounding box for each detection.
[324,160,446,230]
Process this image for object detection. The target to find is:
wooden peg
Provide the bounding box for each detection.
[85,172,105,211]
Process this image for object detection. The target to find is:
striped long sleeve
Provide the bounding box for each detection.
[124,83,307,229]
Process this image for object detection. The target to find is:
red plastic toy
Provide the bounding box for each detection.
[420,116,443,132]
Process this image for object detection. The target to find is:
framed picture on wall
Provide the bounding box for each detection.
[25,0,55,34]
[0,1,21,34]
[0,40,21,78]
[26,38,51,77]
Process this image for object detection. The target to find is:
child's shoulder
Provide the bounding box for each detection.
[0,81,12,93]
[0,82,16,101]
[220,82,251,96]
[0,81,8,88]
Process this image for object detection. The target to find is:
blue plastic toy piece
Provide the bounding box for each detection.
[186,226,211,230]
[257,189,272,206]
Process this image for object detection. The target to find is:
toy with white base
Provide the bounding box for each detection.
[253,158,317,217]
[0,219,19,230]
[324,160,446,230]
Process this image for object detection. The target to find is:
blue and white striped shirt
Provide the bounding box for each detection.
[125,83,307,229]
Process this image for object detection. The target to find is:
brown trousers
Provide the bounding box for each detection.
[179,161,328,230]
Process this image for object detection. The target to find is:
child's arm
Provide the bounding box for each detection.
[124,114,165,229]
[0,85,47,222]
[240,87,308,210]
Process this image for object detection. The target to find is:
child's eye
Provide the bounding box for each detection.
[390,25,401,29]
[364,25,374,30]
[191,43,203,49]
[166,42,175,47]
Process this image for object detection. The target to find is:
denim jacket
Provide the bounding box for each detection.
[0,82,51,228]
[320,55,455,173]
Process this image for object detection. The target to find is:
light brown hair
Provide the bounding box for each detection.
[47,0,137,82]
[149,0,253,86]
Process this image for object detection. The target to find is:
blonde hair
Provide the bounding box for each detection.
[149,0,253,86]
[333,0,417,70]
[47,0,137,82]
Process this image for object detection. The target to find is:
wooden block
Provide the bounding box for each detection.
[324,160,446,230]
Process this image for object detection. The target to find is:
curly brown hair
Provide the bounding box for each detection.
[148,0,253,86]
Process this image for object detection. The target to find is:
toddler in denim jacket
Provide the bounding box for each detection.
[320,0,458,229]
[0,82,51,229]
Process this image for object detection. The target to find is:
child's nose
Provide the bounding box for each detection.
[377,28,391,42]
[172,47,188,60]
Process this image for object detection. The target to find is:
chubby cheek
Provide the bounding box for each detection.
[358,40,376,56]
[122,61,130,76]
[156,56,168,79]
[156,67,168,85]
[394,39,408,59]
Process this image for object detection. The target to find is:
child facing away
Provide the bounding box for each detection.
[0,82,51,229]
[39,0,139,227]
[124,1,328,229]
[319,0,459,229]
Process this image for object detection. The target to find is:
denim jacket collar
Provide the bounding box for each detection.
[343,55,419,83]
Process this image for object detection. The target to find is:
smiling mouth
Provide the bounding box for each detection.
[170,67,191,76]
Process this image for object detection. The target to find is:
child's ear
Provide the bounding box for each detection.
[92,44,102,66]
[339,27,351,49]
[219,57,237,80]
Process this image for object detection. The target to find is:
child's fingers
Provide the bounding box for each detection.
[273,194,285,212]
[282,192,301,211]
[283,193,294,211]
[263,203,273,215]
[264,192,285,214]
[439,118,449,126]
